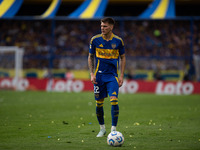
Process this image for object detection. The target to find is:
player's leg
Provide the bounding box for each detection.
[110,96,119,132]
[94,83,107,137]
[96,98,106,137]
[107,78,119,132]
[96,98,104,126]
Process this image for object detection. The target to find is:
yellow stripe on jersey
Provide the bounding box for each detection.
[117,61,118,75]
[96,48,119,59]
[113,35,124,46]
[90,34,101,44]
[115,76,119,84]
[94,59,100,76]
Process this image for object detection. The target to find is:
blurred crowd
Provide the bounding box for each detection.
[0,19,200,80]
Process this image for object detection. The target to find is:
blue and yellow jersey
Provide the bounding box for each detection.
[89,33,125,77]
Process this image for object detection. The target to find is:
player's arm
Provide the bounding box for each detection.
[88,53,97,84]
[119,54,126,87]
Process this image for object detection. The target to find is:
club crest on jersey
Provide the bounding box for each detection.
[111,43,116,49]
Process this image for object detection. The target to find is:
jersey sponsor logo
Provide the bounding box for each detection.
[96,48,119,59]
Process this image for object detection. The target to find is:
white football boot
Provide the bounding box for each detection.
[96,129,106,137]
[111,126,116,132]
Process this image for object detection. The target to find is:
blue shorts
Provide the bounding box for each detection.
[94,74,119,100]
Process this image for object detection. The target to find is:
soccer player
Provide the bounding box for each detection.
[88,17,126,137]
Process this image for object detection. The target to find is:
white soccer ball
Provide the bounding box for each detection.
[107,131,124,147]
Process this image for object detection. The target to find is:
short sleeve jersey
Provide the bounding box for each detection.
[89,33,125,77]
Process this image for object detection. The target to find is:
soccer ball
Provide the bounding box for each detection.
[107,131,124,147]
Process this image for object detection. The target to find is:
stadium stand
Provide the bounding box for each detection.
[0,0,200,81]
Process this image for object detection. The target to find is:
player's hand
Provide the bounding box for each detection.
[90,73,97,84]
[118,76,123,87]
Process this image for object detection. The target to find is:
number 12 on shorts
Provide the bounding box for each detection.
[94,86,100,93]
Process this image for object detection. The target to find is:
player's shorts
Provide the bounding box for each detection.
[94,74,119,100]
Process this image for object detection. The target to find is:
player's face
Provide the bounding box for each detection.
[101,22,113,35]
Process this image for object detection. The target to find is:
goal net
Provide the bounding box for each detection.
[0,46,24,89]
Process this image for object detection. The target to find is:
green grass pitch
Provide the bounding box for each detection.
[0,91,200,150]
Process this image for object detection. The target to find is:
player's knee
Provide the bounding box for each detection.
[96,100,104,107]
[110,97,118,105]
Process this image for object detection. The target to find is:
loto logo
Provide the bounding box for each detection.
[119,80,139,93]
[47,79,84,92]
[156,81,194,95]
[0,78,29,91]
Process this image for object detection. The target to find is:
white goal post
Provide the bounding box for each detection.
[0,46,24,80]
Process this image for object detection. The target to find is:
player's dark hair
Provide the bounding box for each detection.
[101,17,115,25]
